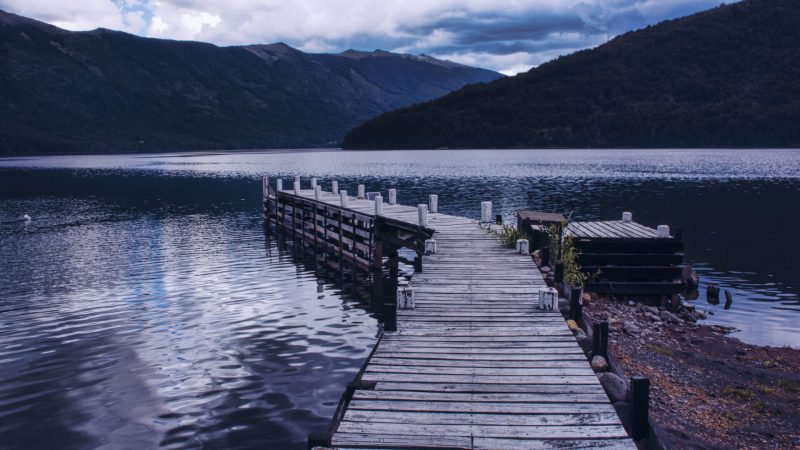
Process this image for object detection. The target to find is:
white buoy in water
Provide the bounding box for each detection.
[23,214,31,222]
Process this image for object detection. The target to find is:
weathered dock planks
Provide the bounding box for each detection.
[264,182,635,449]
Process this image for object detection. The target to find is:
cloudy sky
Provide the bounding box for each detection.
[1,0,731,74]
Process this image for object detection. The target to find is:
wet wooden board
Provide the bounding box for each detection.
[274,187,634,449]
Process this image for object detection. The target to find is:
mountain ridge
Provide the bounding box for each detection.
[0,10,502,155]
[343,0,800,149]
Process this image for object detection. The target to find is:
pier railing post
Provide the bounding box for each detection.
[418,204,428,227]
[276,179,283,192]
[397,280,415,309]
[622,211,633,222]
[262,176,268,198]
[331,180,339,194]
[294,181,300,195]
[374,195,383,216]
[657,225,670,238]
[311,177,317,189]
[538,287,557,310]
[357,184,365,199]
[516,239,529,254]
[428,195,438,213]
[314,185,321,201]
[340,190,348,208]
[480,201,492,223]
[424,239,437,255]
[630,376,651,441]
[388,189,397,205]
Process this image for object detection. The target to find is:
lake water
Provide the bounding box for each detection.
[1,149,799,449]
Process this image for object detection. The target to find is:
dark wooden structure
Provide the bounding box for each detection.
[566,220,685,297]
[263,182,434,272]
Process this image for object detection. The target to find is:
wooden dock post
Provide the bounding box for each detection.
[314,185,322,201]
[593,321,609,358]
[417,204,428,227]
[517,238,529,254]
[357,184,366,199]
[388,188,397,205]
[622,211,633,222]
[332,180,339,194]
[262,176,268,198]
[480,201,492,222]
[374,195,383,216]
[424,239,437,254]
[311,177,317,189]
[428,194,438,213]
[340,190,348,207]
[630,376,651,441]
[276,178,283,191]
[397,280,414,309]
[294,181,301,195]
[657,225,670,238]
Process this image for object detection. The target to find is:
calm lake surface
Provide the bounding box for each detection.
[1,149,799,449]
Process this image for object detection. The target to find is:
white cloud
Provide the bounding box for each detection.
[0,0,735,73]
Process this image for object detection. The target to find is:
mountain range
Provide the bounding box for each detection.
[0,10,501,154]
[343,0,800,149]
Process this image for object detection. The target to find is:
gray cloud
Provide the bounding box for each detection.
[0,0,734,74]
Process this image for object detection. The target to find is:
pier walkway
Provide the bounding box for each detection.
[266,183,634,449]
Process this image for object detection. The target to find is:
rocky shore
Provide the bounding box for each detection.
[563,294,800,449]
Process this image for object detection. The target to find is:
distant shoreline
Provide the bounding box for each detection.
[3,147,800,159]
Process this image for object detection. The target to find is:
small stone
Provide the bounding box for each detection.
[644,306,659,315]
[591,355,609,372]
[659,311,682,324]
[627,300,636,306]
[598,372,629,403]
[582,293,591,305]
[532,250,541,258]
[540,266,552,274]
[566,319,579,330]
[694,310,707,320]
[647,313,662,322]
[574,328,587,339]
[623,321,640,335]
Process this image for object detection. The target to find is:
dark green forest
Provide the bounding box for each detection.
[343,0,800,149]
[0,12,500,155]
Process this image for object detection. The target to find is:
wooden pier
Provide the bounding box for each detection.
[263,179,636,449]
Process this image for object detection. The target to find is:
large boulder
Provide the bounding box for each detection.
[598,372,629,403]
